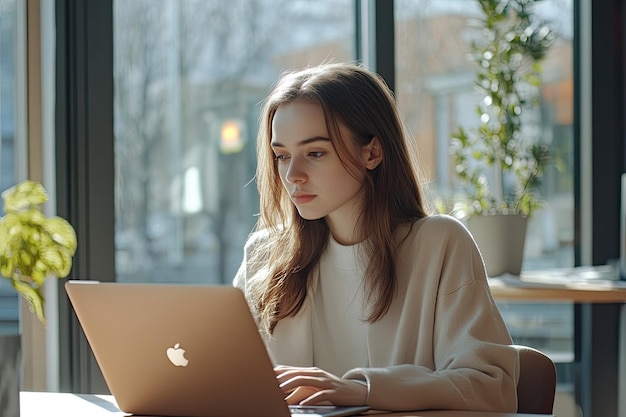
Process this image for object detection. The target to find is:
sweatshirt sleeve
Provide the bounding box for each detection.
[344,215,519,412]
[233,229,269,291]
[232,229,271,322]
[232,236,251,291]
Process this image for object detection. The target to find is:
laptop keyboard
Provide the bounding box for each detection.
[289,406,339,414]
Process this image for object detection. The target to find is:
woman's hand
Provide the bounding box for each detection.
[274,365,367,406]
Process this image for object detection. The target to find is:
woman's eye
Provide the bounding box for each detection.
[308,151,325,159]
[274,154,290,162]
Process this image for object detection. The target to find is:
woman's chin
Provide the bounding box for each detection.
[296,209,325,221]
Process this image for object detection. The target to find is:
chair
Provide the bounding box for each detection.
[512,345,557,414]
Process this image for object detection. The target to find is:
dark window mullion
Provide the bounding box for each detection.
[56,0,114,394]
[355,0,395,91]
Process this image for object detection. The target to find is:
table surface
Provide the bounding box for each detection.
[488,265,626,302]
[19,392,552,417]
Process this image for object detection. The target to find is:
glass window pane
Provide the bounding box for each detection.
[0,0,19,334]
[395,0,574,272]
[113,0,355,284]
[0,0,16,195]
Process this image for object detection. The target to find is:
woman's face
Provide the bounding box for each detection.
[271,100,367,243]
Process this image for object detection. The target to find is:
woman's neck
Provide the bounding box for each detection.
[325,216,366,246]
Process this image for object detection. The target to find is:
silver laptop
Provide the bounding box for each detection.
[65,281,370,417]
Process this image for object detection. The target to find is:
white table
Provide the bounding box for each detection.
[20,392,551,417]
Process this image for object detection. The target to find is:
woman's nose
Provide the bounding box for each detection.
[285,158,307,184]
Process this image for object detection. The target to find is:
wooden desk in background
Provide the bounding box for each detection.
[489,265,626,417]
[489,266,626,302]
[19,392,552,417]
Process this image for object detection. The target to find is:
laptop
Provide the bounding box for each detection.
[65,281,370,417]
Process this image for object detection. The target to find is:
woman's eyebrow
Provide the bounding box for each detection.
[271,136,331,148]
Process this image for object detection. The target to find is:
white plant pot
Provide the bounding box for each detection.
[0,333,21,417]
[466,213,528,277]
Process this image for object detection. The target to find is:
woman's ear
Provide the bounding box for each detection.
[363,136,383,170]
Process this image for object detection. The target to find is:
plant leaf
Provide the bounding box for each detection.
[2,180,48,213]
[42,217,78,254]
[11,277,46,326]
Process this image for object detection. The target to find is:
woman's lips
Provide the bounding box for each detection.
[292,193,316,204]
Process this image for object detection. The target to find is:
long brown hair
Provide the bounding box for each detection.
[249,62,429,334]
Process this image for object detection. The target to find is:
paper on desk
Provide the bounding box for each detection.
[489,266,626,289]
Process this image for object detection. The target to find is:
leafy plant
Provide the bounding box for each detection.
[451,0,554,217]
[0,180,77,326]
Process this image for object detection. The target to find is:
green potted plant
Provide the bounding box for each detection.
[450,0,554,276]
[0,180,77,417]
[0,180,77,325]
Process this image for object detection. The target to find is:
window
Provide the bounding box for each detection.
[113,0,355,285]
[395,0,574,270]
[0,0,19,334]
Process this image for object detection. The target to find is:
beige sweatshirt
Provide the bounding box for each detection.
[234,214,519,412]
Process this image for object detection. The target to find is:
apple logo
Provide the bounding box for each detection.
[166,343,189,367]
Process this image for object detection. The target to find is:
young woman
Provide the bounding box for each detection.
[233,62,518,412]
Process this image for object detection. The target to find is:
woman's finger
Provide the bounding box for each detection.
[279,375,330,392]
[275,366,327,383]
[283,386,322,405]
